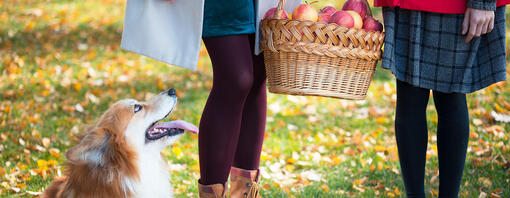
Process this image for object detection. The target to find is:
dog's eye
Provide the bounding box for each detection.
[134,104,143,113]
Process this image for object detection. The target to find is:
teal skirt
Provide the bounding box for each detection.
[202,0,256,38]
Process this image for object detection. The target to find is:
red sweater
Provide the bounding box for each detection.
[374,0,510,14]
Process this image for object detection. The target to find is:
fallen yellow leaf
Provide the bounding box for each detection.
[42,137,50,148]
[321,184,330,192]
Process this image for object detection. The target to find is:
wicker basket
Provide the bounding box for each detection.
[260,0,385,100]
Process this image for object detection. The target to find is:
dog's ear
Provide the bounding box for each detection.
[65,127,112,166]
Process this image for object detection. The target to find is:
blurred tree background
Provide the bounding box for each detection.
[0,0,509,197]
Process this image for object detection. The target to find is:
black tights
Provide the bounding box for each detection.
[395,80,470,198]
[198,34,266,185]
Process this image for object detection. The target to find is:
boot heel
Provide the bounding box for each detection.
[198,180,227,198]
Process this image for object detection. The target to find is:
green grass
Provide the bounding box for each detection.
[0,0,509,197]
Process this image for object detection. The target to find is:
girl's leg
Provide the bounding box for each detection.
[432,91,469,198]
[395,80,430,198]
[232,34,267,170]
[199,35,254,185]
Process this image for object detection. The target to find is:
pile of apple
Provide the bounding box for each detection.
[264,0,383,32]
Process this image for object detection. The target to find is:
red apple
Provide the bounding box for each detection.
[328,11,354,28]
[362,17,383,32]
[319,6,337,16]
[318,14,331,23]
[264,7,289,19]
[342,0,371,19]
[292,4,318,22]
[346,11,363,29]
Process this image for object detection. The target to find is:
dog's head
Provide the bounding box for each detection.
[65,89,198,167]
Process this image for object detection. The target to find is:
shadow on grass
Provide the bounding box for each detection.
[460,160,510,197]
[0,22,123,58]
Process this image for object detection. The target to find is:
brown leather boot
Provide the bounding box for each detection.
[229,167,262,198]
[198,181,227,198]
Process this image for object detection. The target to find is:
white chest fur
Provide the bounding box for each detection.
[126,153,173,198]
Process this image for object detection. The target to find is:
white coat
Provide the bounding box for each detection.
[121,0,301,70]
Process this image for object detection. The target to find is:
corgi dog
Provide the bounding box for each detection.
[42,88,198,198]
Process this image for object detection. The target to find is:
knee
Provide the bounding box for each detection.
[236,70,254,92]
[433,93,468,119]
[219,70,254,96]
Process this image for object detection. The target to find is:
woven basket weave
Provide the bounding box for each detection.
[260,0,385,100]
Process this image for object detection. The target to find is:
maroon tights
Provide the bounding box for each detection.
[199,34,267,185]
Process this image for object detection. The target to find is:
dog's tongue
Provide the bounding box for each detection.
[151,120,199,134]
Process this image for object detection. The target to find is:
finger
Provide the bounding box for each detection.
[465,18,478,43]
[462,9,470,35]
[475,20,483,37]
[481,19,489,34]
[488,15,494,33]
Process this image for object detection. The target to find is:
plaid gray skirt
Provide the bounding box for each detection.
[381,7,507,93]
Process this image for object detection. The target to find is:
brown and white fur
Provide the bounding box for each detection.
[43,89,185,198]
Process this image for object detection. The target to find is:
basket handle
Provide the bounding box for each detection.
[273,0,287,19]
[265,0,287,53]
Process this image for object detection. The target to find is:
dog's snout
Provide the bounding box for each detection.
[167,88,176,96]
